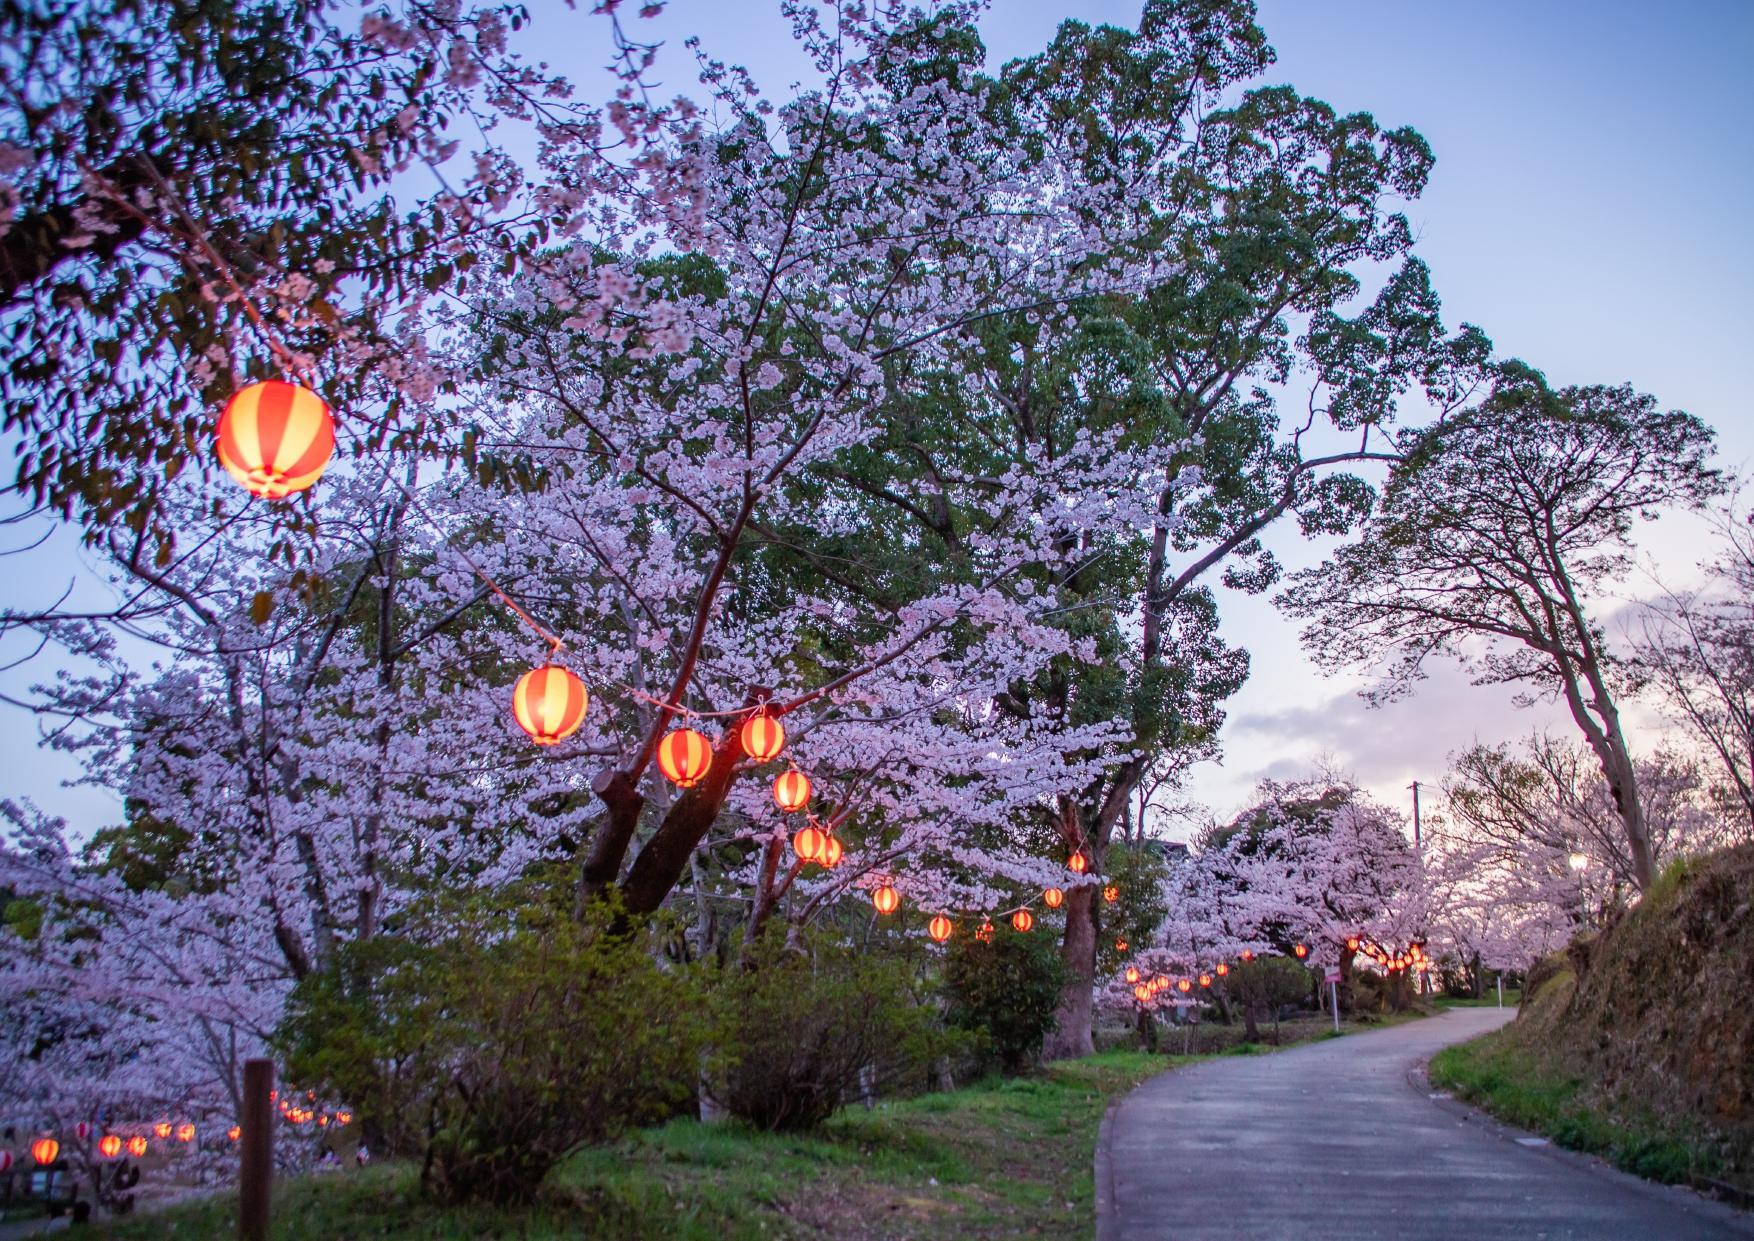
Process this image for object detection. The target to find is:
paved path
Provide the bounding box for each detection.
[1098,1007,1754,1240]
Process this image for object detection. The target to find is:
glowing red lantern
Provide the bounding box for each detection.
[98,1134,122,1160]
[1199,973,1212,988]
[740,713,785,763]
[928,914,954,943]
[127,1136,148,1158]
[227,1126,241,1142]
[1240,950,1255,962]
[819,835,844,868]
[1125,966,1140,984]
[337,1111,352,1126]
[657,728,713,788]
[176,1123,195,1143]
[1345,935,1361,952]
[1177,978,1192,994]
[217,380,336,499]
[976,919,995,943]
[793,825,826,863]
[1068,851,1088,874]
[153,1122,172,1140]
[30,1138,58,1166]
[1114,938,1128,952]
[1153,975,1168,991]
[512,664,588,746]
[1011,909,1034,933]
[1102,885,1119,904]
[1215,962,1229,977]
[773,770,811,812]
[1133,984,1151,1003]
[872,884,900,915]
[1293,943,1308,959]
[1043,887,1064,909]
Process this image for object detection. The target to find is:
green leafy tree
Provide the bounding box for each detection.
[942,925,1068,1073]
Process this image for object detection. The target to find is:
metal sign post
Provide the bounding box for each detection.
[1323,965,1341,1032]
[1496,975,1504,1008]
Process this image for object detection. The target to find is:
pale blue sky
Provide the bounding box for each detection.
[3,1,1750,837]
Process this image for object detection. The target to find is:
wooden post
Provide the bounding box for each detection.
[239,1058,273,1241]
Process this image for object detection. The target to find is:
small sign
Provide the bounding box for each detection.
[1323,966,1341,983]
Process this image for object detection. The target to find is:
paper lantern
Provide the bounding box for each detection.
[819,835,844,868]
[1240,950,1255,962]
[337,1111,352,1126]
[153,1122,172,1140]
[75,1121,91,1141]
[512,665,588,746]
[1177,978,1191,994]
[740,713,785,763]
[1199,973,1212,988]
[927,914,953,943]
[976,919,995,943]
[1153,975,1168,991]
[1133,984,1151,1003]
[1215,962,1229,977]
[227,1126,241,1142]
[176,1123,195,1143]
[1011,909,1034,933]
[127,1136,148,1157]
[1114,938,1128,952]
[1294,943,1308,959]
[217,380,336,499]
[1068,851,1088,874]
[793,825,826,863]
[1043,887,1064,909]
[1125,966,1140,984]
[99,1134,122,1160]
[872,884,900,915]
[30,1137,58,1166]
[773,770,811,812]
[657,728,713,788]
[1345,935,1361,952]
[1102,885,1119,903]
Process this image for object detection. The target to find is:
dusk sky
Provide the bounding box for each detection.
[3,1,1750,840]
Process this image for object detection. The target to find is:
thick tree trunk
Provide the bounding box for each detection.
[1042,883,1097,1060]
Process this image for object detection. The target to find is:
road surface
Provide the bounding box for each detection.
[1097,1006,1754,1240]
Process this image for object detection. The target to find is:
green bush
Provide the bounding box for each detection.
[707,930,960,1131]
[278,876,711,1204]
[941,925,1067,1073]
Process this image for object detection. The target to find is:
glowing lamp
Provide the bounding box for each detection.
[1199,973,1212,988]
[657,728,713,788]
[1133,984,1151,1003]
[872,884,900,915]
[773,770,812,813]
[1345,936,1360,952]
[976,919,995,943]
[740,713,785,763]
[1293,943,1308,959]
[1114,938,1128,952]
[30,1138,59,1166]
[153,1122,172,1140]
[337,1111,352,1125]
[1068,851,1088,874]
[1043,887,1064,909]
[819,834,844,868]
[1215,962,1229,977]
[1011,909,1034,933]
[1153,975,1168,991]
[127,1136,148,1157]
[512,665,588,746]
[217,380,336,499]
[99,1134,122,1160]
[227,1126,241,1142]
[1240,950,1255,962]
[1125,966,1140,984]
[1177,978,1191,994]
[176,1123,195,1143]
[793,826,826,863]
[1102,885,1119,903]
[928,915,954,943]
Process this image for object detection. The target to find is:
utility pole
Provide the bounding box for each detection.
[1408,780,1422,852]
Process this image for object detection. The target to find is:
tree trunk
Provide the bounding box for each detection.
[1041,883,1097,1060]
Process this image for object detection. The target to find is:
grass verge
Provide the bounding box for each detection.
[1430,1026,1727,1189]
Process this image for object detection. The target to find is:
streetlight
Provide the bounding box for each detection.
[1568,851,1589,928]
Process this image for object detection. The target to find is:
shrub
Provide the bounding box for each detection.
[941,925,1066,1073]
[1226,956,1311,1041]
[707,929,959,1131]
[279,875,711,1204]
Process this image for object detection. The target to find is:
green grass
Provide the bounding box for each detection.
[1431,1028,1721,1187]
[1435,988,1521,1008]
[94,1051,1180,1240]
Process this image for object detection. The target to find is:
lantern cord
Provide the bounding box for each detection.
[381,471,566,658]
[612,681,764,720]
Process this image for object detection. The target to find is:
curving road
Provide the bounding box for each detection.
[1097,1007,1754,1240]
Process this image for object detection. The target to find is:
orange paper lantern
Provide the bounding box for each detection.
[1240,950,1255,962]
[1011,909,1034,933]
[1294,943,1308,959]
[657,728,713,787]
[1133,984,1151,1003]
[30,1137,58,1166]
[792,825,826,863]
[337,1111,352,1125]
[512,665,588,746]
[1125,966,1140,984]
[127,1136,148,1157]
[740,713,785,763]
[1177,978,1192,994]
[1043,887,1064,909]
[927,914,954,943]
[153,1122,172,1140]
[1345,935,1361,952]
[176,1123,195,1143]
[819,835,844,868]
[98,1134,122,1160]
[1068,851,1088,874]
[773,769,811,812]
[217,380,336,499]
[1215,962,1229,977]
[227,1126,242,1142]
[1102,885,1119,903]
[872,884,900,915]
[1199,973,1212,988]
[1114,938,1128,952]
[976,919,994,943]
